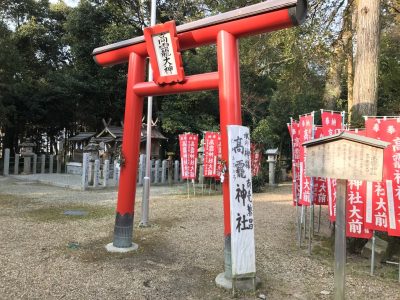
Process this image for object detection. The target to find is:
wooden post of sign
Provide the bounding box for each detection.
[335,179,347,300]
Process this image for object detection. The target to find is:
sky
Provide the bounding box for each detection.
[49,0,79,7]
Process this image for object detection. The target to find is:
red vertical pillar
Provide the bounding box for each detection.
[113,52,146,248]
[217,30,242,278]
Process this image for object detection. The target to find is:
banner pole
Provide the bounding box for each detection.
[140,0,157,228]
[317,205,321,233]
[300,205,304,246]
[187,179,190,199]
[370,231,376,276]
[309,202,312,254]
[193,179,196,196]
[296,201,300,247]
[310,112,315,242]
[304,206,308,240]
[290,117,301,247]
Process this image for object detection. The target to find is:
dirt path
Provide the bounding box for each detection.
[0,176,399,299]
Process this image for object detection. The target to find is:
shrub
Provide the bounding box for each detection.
[252,175,265,193]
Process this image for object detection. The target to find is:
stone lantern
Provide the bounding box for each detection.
[83,139,100,162]
[83,139,100,184]
[167,152,175,185]
[265,148,279,186]
[19,139,36,174]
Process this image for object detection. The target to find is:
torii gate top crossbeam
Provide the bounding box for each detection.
[92,0,307,67]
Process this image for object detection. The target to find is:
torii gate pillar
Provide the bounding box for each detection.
[217,30,242,278]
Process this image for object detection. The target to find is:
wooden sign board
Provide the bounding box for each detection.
[144,21,185,85]
[304,132,389,182]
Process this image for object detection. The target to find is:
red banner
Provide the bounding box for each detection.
[327,178,336,222]
[346,180,373,238]
[313,127,328,205]
[203,132,219,178]
[215,133,222,180]
[179,133,198,180]
[388,119,400,236]
[299,114,314,206]
[321,111,343,136]
[321,112,343,220]
[289,121,301,205]
[374,118,400,236]
[251,143,263,177]
[364,118,389,231]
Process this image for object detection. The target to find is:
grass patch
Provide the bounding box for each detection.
[0,194,35,208]
[25,204,114,223]
[312,234,334,262]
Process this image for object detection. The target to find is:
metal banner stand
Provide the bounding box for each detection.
[300,205,304,246]
[297,201,301,247]
[370,231,376,276]
[304,206,308,241]
[317,205,322,233]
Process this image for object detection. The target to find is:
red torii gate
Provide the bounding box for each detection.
[93,0,306,281]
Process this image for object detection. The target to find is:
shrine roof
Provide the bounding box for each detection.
[141,127,167,140]
[69,132,96,142]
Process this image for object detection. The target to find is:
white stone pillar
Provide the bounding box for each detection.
[93,159,100,188]
[161,160,167,184]
[14,154,19,175]
[81,153,89,191]
[32,154,37,174]
[150,159,155,183]
[138,154,145,185]
[199,165,204,185]
[49,155,54,174]
[268,159,276,186]
[113,162,118,182]
[154,159,160,183]
[23,156,31,174]
[56,155,61,173]
[114,162,120,186]
[3,148,10,176]
[103,159,110,187]
[88,161,94,185]
[174,160,179,183]
[41,154,45,174]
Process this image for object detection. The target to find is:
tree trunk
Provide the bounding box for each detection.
[347,3,357,124]
[323,4,353,110]
[351,0,381,125]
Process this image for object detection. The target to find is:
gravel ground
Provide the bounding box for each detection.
[0,176,399,300]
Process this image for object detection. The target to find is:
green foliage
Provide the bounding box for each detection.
[251,175,265,193]
[378,21,400,116]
